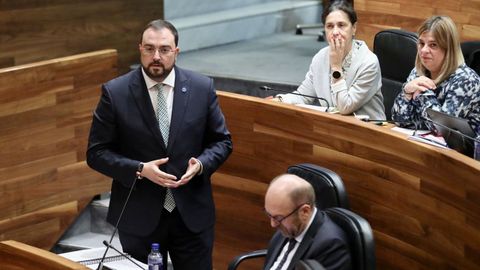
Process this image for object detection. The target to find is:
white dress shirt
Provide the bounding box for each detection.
[270,207,318,270]
[141,67,176,121]
[140,67,204,174]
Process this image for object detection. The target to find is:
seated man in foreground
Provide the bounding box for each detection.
[263,174,352,270]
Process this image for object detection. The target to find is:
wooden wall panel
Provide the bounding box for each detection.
[0,50,116,250]
[0,0,163,73]
[212,91,480,270]
[355,0,480,49]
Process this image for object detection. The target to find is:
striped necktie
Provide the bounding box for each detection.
[275,238,297,270]
[156,83,169,147]
[156,84,175,212]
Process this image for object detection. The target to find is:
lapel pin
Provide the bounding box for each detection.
[181,87,187,93]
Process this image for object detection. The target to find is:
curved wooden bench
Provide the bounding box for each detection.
[213,91,480,270]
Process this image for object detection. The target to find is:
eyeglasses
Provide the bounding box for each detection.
[265,203,308,224]
[141,45,176,56]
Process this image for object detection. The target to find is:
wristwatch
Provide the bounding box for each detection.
[332,70,342,79]
[136,162,144,178]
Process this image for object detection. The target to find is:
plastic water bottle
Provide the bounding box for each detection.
[148,243,163,270]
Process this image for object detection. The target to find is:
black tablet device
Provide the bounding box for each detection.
[426,108,476,157]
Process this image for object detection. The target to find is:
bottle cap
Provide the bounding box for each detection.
[151,243,160,250]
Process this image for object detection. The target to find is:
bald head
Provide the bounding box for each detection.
[264,174,316,236]
[266,174,315,208]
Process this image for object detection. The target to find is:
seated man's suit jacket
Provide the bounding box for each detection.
[264,210,352,270]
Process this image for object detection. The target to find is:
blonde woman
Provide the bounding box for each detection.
[392,15,480,134]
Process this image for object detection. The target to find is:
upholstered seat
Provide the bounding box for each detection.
[461,41,480,74]
[228,207,376,270]
[287,163,349,209]
[227,164,350,270]
[373,29,418,120]
[325,207,376,270]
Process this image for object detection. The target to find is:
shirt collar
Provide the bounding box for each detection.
[141,66,176,90]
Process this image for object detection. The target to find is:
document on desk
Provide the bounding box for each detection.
[392,127,448,149]
[60,247,147,270]
[390,126,431,136]
[408,133,449,149]
[390,127,448,149]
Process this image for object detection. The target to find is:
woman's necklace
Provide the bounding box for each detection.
[342,40,360,75]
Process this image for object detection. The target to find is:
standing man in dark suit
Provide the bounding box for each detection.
[86,19,232,270]
[263,174,351,270]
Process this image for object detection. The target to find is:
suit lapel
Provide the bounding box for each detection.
[130,68,166,150]
[167,67,190,152]
[265,234,288,270]
[287,211,324,270]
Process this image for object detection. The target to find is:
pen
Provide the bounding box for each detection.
[372,121,387,126]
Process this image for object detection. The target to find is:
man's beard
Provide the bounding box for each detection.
[143,61,173,81]
[280,217,303,238]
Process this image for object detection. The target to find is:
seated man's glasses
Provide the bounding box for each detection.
[265,203,308,225]
[141,45,175,56]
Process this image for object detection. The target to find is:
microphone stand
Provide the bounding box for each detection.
[97,175,139,270]
[102,240,145,269]
[260,85,330,113]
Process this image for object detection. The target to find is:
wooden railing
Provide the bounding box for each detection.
[212,91,480,270]
[0,240,88,270]
[0,50,116,250]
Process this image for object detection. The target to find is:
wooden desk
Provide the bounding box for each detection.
[0,240,88,270]
[212,91,480,270]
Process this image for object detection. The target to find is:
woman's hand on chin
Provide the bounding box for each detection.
[329,36,347,70]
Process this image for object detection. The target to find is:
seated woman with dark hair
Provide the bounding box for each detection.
[392,15,480,135]
[274,0,385,120]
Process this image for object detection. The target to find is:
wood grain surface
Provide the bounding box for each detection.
[212,91,480,270]
[0,50,115,250]
[0,240,88,270]
[0,0,163,73]
[355,0,480,49]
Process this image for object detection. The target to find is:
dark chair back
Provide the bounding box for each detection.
[461,41,480,66]
[373,29,418,120]
[325,207,376,270]
[295,259,326,270]
[287,163,349,209]
[228,164,351,270]
[469,49,480,75]
[461,41,480,75]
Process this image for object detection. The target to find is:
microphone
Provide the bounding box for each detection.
[102,240,145,269]
[97,175,139,270]
[260,85,330,112]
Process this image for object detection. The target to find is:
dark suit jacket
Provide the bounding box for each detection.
[264,211,352,270]
[87,66,232,236]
